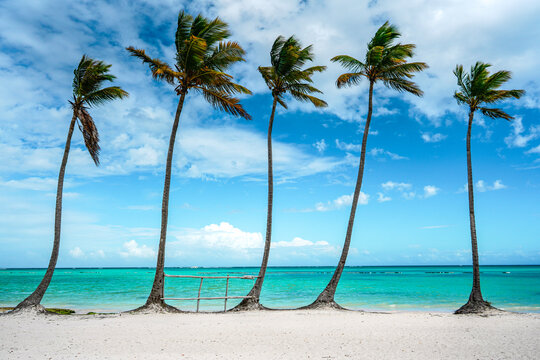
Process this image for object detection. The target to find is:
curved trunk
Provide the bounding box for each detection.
[455,110,493,314]
[234,96,278,310]
[14,114,77,311]
[307,81,375,308]
[144,92,187,308]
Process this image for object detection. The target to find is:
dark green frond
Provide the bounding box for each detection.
[289,90,328,108]
[453,61,524,115]
[175,11,193,53]
[276,96,288,109]
[76,107,100,165]
[197,87,252,119]
[479,107,513,120]
[331,55,364,72]
[84,86,129,107]
[262,35,326,110]
[380,77,423,96]
[332,21,426,96]
[204,41,246,71]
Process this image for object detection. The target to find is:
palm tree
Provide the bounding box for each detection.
[13,55,128,313]
[234,36,327,310]
[306,22,428,309]
[127,11,251,312]
[453,62,523,314]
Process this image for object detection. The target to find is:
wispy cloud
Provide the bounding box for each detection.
[421,132,447,143]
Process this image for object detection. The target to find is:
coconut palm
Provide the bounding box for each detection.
[306,22,428,309]
[234,35,327,310]
[13,55,128,313]
[453,62,523,314]
[126,11,251,311]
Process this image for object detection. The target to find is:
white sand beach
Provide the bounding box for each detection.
[1,309,539,359]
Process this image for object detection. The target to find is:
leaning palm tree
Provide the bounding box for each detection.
[305,22,427,309]
[12,55,128,313]
[234,36,327,310]
[127,11,251,312]
[453,62,523,314]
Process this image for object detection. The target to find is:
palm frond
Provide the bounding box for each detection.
[126,47,177,84]
[289,90,328,108]
[276,95,288,109]
[76,107,100,165]
[84,86,128,107]
[380,77,424,96]
[204,41,246,70]
[479,107,513,120]
[331,55,364,72]
[197,87,252,119]
[335,72,364,88]
[453,61,524,114]
[175,11,193,53]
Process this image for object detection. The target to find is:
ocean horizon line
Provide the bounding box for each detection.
[2,264,539,270]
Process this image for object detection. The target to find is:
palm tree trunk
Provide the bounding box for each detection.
[455,110,493,314]
[143,92,186,310]
[234,96,278,310]
[14,113,77,312]
[306,81,375,309]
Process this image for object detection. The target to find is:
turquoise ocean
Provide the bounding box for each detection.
[1,266,539,313]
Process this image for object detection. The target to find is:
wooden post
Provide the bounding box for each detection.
[196,278,203,312]
[224,275,229,311]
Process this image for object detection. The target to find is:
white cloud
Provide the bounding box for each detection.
[177,126,346,180]
[423,185,439,198]
[381,181,412,192]
[420,225,450,229]
[313,139,327,153]
[377,192,391,202]
[173,222,263,251]
[504,117,540,148]
[526,144,540,154]
[119,240,156,258]
[335,139,361,152]
[311,193,368,212]
[273,237,329,248]
[124,205,156,211]
[69,247,84,258]
[0,177,64,191]
[459,179,507,192]
[369,148,408,160]
[421,132,447,143]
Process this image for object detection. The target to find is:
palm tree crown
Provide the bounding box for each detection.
[331,21,428,94]
[70,55,129,165]
[454,61,525,118]
[258,35,328,108]
[127,11,251,119]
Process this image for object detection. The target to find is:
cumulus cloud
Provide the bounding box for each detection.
[69,247,84,258]
[526,144,540,154]
[173,222,263,251]
[504,118,540,148]
[119,240,156,258]
[310,193,369,212]
[423,185,439,198]
[313,139,327,153]
[335,139,361,152]
[377,192,391,202]
[273,237,329,248]
[421,132,447,143]
[458,180,507,192]
[381,181,412,192]
[369,148,408,160]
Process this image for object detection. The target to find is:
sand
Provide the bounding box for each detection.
[1,309,539,359]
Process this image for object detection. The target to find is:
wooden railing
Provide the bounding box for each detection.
[162,274,258,312]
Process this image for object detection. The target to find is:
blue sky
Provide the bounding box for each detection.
[0,0,539,268]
